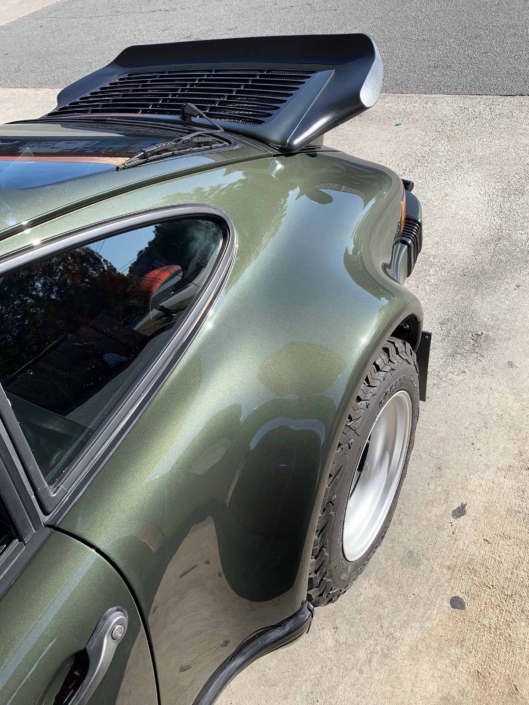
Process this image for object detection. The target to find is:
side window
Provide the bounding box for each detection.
[0,216,224,487]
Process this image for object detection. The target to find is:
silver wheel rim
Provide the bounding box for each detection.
[343,390,412,562]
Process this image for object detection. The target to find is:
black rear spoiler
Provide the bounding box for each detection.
[48,34,383,152]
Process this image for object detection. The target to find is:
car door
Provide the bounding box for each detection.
[0,443,158,705]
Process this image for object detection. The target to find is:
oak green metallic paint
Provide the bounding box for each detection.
[0,530,157,705]
[0,122,268,242]
[1,149,425,703]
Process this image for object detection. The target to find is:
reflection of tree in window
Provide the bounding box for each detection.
[0,246,148,394]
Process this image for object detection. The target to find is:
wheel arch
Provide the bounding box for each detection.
[294,298,423,605]
[391,313,422,351]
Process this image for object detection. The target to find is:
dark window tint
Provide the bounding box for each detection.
[0,497,16,556]
[0,217,223,485]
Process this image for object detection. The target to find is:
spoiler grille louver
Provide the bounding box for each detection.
[49,68,317,125]
[46,35,383,151]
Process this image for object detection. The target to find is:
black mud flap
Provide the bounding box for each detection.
[417,331,432,402]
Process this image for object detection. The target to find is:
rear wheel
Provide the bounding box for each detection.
[308,337,419,607]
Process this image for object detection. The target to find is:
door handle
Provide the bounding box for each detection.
[69,607,128,705]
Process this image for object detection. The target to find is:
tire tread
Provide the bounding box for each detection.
[307,337,419,607]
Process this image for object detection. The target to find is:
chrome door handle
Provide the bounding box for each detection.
[70,607,128,705]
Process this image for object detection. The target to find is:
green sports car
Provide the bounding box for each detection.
[0,34,430,705]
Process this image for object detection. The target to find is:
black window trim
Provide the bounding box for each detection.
[0,437,39,542]
[0,528,51,600]
[0,426,49,599]
[0,204,236,516]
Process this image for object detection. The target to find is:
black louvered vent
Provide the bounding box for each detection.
[399,217,423,275]
[49,68,318,125]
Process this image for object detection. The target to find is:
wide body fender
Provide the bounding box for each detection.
[54,149,422,702]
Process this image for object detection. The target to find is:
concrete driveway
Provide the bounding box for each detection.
[1,2,529,703]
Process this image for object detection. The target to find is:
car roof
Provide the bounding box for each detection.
[0,119,270,240]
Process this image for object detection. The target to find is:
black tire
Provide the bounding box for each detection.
[307,337,420,607]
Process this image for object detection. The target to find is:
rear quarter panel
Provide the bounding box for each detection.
[15,150,422,703]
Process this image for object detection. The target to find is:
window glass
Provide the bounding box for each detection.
[0,217,223,485]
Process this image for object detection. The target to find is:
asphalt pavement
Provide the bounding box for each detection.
[1,2,529,705]
[1,0,529,94]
